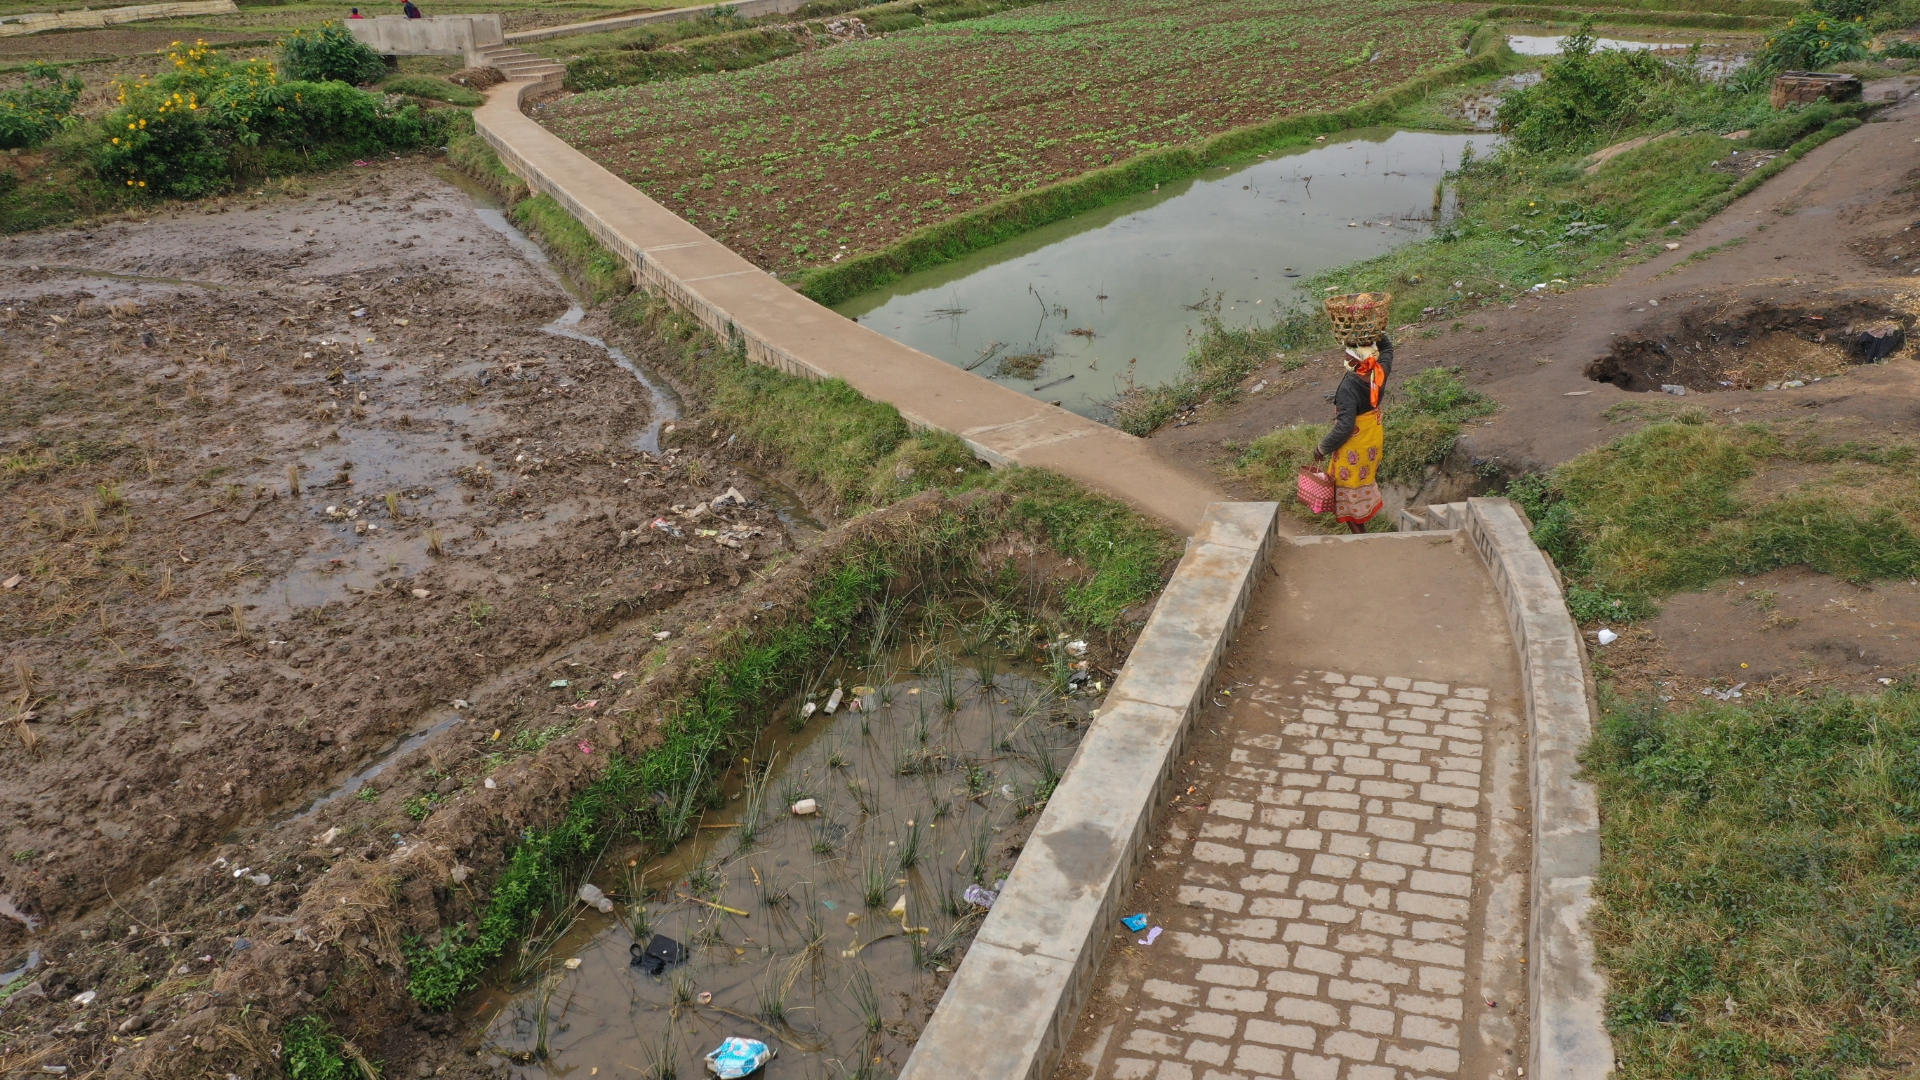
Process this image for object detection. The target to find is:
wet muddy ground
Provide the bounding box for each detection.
[0,154,821,1076]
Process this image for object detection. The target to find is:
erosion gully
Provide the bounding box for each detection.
[835,128,1486,418]
[469,633,1093,1078]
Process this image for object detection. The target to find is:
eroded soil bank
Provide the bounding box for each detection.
[0,155,826,1076]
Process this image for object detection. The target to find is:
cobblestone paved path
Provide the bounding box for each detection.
[1059,534,1531,1080]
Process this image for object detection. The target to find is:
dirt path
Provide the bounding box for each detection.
[1148,82,1920,485]
[0,155,811,1076]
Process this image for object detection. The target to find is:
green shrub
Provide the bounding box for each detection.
[0,63,83,149]
[93,41,453,197]
[1498,25,1694,154]
[281,21,387,85]
[1754,10,1871,72]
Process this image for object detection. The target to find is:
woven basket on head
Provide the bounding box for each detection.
[1323,292,1393,348]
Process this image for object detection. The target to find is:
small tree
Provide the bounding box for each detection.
[1754,11,1870,72]
[281,21,387,85]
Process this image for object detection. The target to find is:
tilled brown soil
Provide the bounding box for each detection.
[0,156,813,1076]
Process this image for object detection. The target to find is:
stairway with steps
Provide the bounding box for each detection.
[479,44,566,93]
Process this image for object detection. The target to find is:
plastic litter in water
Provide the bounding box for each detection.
[962,883,1000,909]
[704,1036,774,1079]
[631,934,688,975]
[578,883,614,913]
[1121,913,1150,933]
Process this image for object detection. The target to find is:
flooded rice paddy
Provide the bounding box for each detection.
[835,128,1487,419]
[473,630,1096,1077]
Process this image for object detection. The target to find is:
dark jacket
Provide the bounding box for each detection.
[1315,336,1394,457]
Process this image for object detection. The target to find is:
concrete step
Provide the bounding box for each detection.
[480,45,567,87]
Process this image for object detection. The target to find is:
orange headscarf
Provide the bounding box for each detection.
[1344,347,1384,409]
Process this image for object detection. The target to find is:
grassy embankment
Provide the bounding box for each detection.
[360,132,1183,1037]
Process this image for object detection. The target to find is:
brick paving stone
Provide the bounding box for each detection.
[1085,669,1506,1080]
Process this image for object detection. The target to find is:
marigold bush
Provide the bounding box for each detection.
[90,39,454,197]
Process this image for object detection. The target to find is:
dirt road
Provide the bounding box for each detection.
[0,155,806,1076]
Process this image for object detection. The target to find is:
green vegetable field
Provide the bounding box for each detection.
[539,0,1472,275]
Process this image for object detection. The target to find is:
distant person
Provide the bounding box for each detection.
[348,6,363,15]
[1312,333,1393,533]
[401,0,422,17]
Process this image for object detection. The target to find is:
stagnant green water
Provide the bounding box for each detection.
[833,128,1490,419]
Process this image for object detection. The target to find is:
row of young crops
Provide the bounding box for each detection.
[539,0,1469,275]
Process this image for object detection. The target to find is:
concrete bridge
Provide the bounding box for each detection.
[462,54,1613,1080]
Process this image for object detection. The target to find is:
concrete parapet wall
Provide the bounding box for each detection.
[1401,497,1615,1080]
[348,14,503,65]
[505,0,806,45]
[471,78,1224,533]
[898,502,1280,1080]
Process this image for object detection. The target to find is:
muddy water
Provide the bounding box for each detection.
[834,128,1487,419]
[1506,29,1752,78]
[473,646,1091,1077]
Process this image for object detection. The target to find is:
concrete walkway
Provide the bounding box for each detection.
[1058,532,1532,1080]
[472,78,1225,533]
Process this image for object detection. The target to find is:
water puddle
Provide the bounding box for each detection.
[834,128,1488,419]
[1506,29,1751,77]
[8,264,228,289]
[471,637,1093,1076]
[289,714,470,820]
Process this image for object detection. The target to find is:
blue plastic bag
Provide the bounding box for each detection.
[704,1037,774,1079]
[1121,913,1149,933]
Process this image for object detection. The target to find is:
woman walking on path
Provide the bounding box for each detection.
[1313,334,1392,533]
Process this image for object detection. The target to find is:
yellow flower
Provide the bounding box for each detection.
[112,137,120,144]
[138,181,146,188]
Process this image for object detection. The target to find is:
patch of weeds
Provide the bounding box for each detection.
[355,784,379,803]
[404,791,447,821]
[1590,686,1920,1077]
[1504,418,1920,618]
[281,1015,352,1080]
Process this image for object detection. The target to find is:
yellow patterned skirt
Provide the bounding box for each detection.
[1330,410,1385,526]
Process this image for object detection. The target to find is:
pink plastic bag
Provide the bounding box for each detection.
[1297,466,1334,514]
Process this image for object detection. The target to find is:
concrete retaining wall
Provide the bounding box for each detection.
[1400,498,1615,1080]
[471,78,1223,533]
[505,0,806,45]
[0,0,234,34]
[898,502,1280,1080]
[348,14,503,65]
